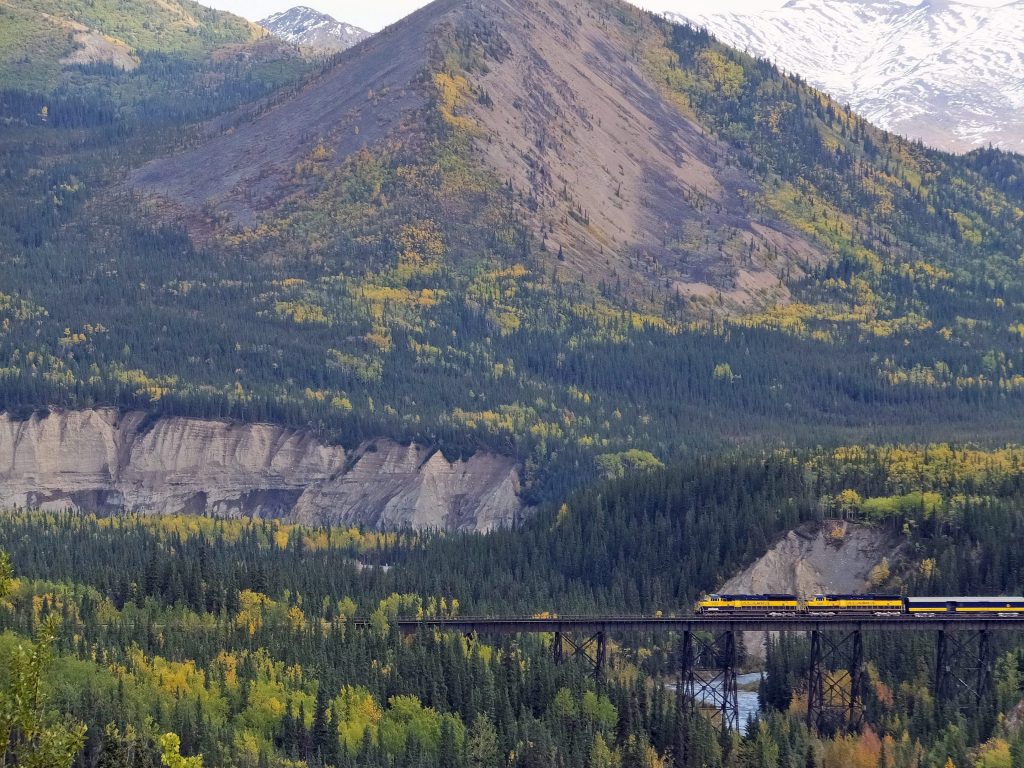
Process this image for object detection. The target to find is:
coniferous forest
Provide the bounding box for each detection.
[6,446,1024,766]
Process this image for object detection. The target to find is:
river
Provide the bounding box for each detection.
[670,672,762,733]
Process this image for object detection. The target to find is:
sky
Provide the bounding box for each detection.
[204,0,1015,33]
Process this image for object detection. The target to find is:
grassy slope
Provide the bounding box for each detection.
[0,3,72,90]
[0,0,260,90]
[14,0,260,53]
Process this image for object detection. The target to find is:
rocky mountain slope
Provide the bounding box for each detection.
[0,410,523,530]
[673,0,1024,153]
[259,6,371,54]
[134,0,821,307]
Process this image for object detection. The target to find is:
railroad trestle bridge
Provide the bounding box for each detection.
[355,616,1023,734]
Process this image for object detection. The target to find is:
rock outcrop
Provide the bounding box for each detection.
[721,522,900,599]
[0,409,524,531]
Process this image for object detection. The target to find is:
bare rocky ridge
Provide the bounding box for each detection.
[0,409,524,531]
[456,0,822,307]
[132,0,824,308]
[131,0,443,229]
[59,28,139,72]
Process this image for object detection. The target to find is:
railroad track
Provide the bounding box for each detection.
[352,614,1024,633]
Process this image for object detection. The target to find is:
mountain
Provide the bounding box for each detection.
[671,0,1024,153]
[135,0,823,307]
[7,0,1024,516]
[259,6,371,54]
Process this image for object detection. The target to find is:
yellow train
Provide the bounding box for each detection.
[696,594,800,615]
[696,594,1024,616]
[806,594,903,615]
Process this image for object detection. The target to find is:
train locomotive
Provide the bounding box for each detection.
[696,594,1024,616]
[696,594,800,615]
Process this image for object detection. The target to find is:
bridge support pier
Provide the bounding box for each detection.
[806,629,864,736]
[554,630,607,678]
[679,630,740,732]
[935,629,993,713]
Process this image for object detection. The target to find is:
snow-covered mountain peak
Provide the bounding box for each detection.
[669,0,1024,153]
[259,6,371,55]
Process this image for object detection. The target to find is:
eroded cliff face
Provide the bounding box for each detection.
[0,409,524,531]
[721,522,901,599]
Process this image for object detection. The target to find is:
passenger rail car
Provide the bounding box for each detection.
[696,594,1024,617]
[905,597,1024,616]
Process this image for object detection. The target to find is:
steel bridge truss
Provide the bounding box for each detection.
[807,630,865,736]
[552,630,607,678]
[678,630,741,732]
[376,617,1011,735]
[935,629,994,714]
